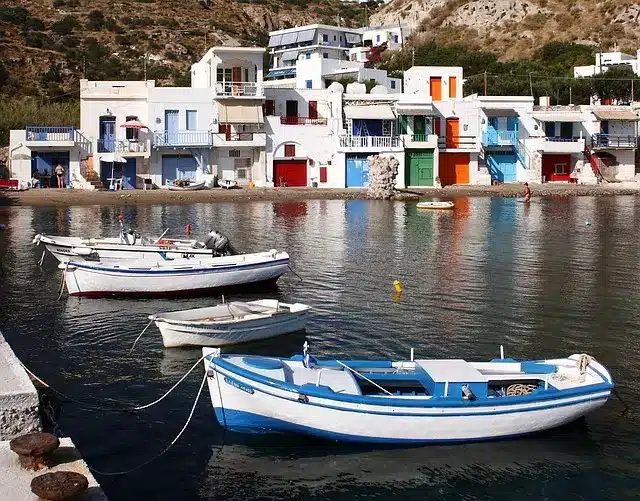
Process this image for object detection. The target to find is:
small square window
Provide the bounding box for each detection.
[323,53,328,59]
[229,150,241,158]
[376,35,380,42]
[284,144,296,157]
[236,168,248,180]
[394,35,398,43]
[391,81,396,89]
[305,53,310,59]
[323,34,328,42]
[306,80,312,89]
[333,35,337,41]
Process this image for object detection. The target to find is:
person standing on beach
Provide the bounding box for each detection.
[523,182,531,202]
[54,163,65,188]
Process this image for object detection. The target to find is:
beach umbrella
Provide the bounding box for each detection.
[120,119,148,129]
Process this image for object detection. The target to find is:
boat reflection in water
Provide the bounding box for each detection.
[201,424,599,500]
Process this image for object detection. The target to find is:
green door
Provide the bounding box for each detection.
[406,150,434,187]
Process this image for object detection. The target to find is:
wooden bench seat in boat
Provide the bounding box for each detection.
[415,359,489,399]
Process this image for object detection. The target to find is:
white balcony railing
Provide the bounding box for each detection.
[339,135,400,148]
[215,81,259,97]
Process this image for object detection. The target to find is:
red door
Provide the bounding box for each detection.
[273,160,307,187]
[542,154,571,182]
[308,101,318,120]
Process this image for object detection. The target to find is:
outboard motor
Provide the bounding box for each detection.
[126,229,139,246]
[203,230,237,256]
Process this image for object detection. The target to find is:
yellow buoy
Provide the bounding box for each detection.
[393,280,402,293]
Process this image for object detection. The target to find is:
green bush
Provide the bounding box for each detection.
[0,7,29,26]
[0,99,80,146]
[24,17,45,31]
[51,15,79,36]
[86,10,105,31]
[23,31,50,48]
[52,0,66,7]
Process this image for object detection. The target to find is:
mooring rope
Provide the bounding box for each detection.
[129,319,154,354]
[56,264,67,301]
[288,265,303,281]
[38,250,46,267]
[18,353,210,413]
[88,370,207,476]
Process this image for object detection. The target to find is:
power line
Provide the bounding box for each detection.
[466,72,640,82]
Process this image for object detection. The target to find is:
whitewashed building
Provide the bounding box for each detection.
[574,51,640,78]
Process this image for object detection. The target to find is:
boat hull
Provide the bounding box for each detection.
[165,181,207,191]
[63,255,289,297]
[203,356,612,444]
[43,242,213,263]
[156,311,307,348]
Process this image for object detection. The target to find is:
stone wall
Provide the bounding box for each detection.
[0,331,41,441]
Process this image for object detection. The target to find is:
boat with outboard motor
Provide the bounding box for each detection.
[34,220,239,263]
[202,344,613,443]
[151,299,310,348]
[59,249,289,297]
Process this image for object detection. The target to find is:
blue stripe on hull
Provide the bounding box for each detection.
[212,409,593,444]
[70,258,289,275]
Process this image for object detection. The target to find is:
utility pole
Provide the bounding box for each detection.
[529,72,533,97]
[204,31,207,51]
[144,53,147,81]
[484,71,487,96]
[412,49,415,67]
[632,78,635,103]
[569,86,572,105]
[82,56,86,78]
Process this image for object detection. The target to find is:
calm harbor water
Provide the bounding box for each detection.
[0,196,638,501]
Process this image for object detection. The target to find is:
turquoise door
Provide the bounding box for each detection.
[487,152,517,183]
[346,154,369,187]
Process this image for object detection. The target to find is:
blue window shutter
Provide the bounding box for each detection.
[306,80,312,89]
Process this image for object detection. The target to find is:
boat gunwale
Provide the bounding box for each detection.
[208,355,614,410]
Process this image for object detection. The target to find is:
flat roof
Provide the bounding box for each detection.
[212,46,265,54]
[269,24,362,36]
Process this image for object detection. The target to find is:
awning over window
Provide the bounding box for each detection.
[344,104,396,120]
[396,105,433,115]
[268,34,283,47]
[345,33,361,44]
[265,68,296,78]
[281,50,299,62]
[218,103,264,124]
[530,112,583,122]
[483,109,519,117]
[592,110,638,121]
[296,29,316,43]
[280,32,298,45]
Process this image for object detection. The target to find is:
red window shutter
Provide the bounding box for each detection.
[320,166,327,183]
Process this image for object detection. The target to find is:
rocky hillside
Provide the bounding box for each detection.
[0,0,375,99]
[372,0,640,59]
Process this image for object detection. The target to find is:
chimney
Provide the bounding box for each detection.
[539,96,550,107]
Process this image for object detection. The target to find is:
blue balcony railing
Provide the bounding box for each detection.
[97,138,116,153]
[154,130,212,147]
[25,126,75,142]
[482,129,516,147]
[591,133,637,148]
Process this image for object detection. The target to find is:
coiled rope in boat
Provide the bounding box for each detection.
[506,384,537,396]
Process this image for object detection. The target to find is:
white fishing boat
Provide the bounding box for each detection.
[219,178,237,189]
[59,250,289,297]
[164,180,207,191]
[34,227,238,263]
[151,299,310,348]
[202,345,613,443]
[417,201,454,210]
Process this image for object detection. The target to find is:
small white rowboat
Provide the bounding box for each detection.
[164,180,207,191]
[417,201,454,210]
[219,179,238,189]
[202,346,613,444]
[151,299,311,348]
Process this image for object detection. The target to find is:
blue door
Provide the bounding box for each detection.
[346,154,369,187]
[99,118,116,152]
[123,158,136,189]
[487,152,517,183]
[165,110,179,145]
[162,155,197,184]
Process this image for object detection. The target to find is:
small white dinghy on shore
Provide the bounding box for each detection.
[164,180,207,191]
[151,299,311,348]
[417,201,454,210]
[219,178,238,189]
[202,345,613,444]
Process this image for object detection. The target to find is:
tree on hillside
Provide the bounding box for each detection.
[592,65,636,103]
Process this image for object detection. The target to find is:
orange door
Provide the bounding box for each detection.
[449,76,457,98]
[232,67,242,83]
[445,118,459,148]
[438,153,469,186]
[430,77,442,101]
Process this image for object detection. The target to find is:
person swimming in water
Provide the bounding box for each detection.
[523,182,531,202]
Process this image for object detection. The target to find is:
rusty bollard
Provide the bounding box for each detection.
[31,471,89,501]
[9,432,60,471]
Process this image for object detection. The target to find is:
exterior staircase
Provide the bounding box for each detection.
[80,157,107,191]
[583,147,606,183]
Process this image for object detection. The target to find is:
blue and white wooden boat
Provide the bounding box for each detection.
[202,345,613,443]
